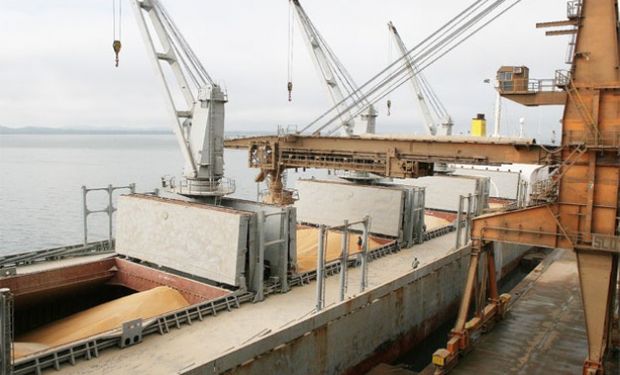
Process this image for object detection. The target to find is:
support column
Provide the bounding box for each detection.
[339,220,349,302]
[577,250,616,374]
[82,186,88,245]
[360,216,370,292]
[254,211,266,303]
[0,288,12,375]
[316,225,326,311]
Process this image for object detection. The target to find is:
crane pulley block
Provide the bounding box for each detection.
[113,40,122,67]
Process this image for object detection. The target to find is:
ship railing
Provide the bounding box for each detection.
[0,240,114,270]
[288,233,400,287]
[0,289,12,375]
[498,78,564,94]
[167,176,236,197]
[82,184,136,247]
[12,291,252,375]
[454,193,476,249]
[564,130,620,149]
[277,124,298,136]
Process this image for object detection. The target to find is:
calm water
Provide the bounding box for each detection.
[0,134,325,254]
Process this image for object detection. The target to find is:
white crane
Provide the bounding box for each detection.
[298,0,524,137]
[388,21,453,136]
[290,0,377,136]
[130,0,234,197]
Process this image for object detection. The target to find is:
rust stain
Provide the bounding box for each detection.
[344,300,461,375]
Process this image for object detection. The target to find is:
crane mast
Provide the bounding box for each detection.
[290,0,377,136]
[131,0,233,197]
[388,22,453,136]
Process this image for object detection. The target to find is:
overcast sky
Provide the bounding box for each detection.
[1,0,571,141]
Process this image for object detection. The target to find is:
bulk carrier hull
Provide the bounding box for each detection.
[3,171,533,374]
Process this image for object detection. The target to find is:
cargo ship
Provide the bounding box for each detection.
[3,165,535,375]
[1,0,618,374]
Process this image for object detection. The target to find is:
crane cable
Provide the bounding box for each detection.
[112,0,122,67]
[287,1,295,102]
[386,23,394,116]
[306,0,524,136]
[301,0,494,134]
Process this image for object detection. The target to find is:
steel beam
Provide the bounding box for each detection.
[226,135,555,178]
[435,1,620,373]
[501,91,567,106]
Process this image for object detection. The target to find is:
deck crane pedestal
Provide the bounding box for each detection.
[131,0,234,198]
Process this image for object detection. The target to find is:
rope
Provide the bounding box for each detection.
[288,1,294,84]
[112,0,121,40]
[112,0,122,67]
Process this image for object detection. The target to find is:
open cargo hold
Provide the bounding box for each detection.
[6,257,231,359]
[295,226,393,273]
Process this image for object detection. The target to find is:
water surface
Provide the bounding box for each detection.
[0,134,325,254]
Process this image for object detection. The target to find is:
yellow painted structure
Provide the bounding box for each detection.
[470,114,487,137]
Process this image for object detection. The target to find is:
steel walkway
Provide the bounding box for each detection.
[450,249,617,374]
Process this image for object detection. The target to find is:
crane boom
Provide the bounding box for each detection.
[290,0,376,136]
[131,0,233,196]
[388,22,453,136]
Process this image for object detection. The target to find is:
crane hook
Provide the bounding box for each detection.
[113,40,122,67]
[287,81,293,102]
[387,99,392,116]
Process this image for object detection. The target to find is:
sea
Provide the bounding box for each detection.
[0,134,327,255]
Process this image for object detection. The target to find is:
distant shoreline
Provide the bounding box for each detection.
[0,126,171,135]
[0,126,267,136]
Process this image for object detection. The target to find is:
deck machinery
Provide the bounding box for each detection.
[225,0,620,373]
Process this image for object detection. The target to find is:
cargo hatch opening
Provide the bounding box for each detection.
[5,257,231,360]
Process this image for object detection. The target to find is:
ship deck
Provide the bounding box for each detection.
[37,232,460,374]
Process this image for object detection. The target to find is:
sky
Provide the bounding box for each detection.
[0,0,571,142]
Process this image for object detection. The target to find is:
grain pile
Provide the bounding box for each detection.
[296,227,388,273]
[14,286,190,359]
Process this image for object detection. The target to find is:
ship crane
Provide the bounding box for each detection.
[289,0,377,136]
[298,0,527,137]
[130,0,234,197]
[388,22,453,137]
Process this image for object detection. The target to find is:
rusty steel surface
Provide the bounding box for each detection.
[3,256,231,307]
[440,1,620,373]
[225,134,556,180]
[500,91,567,106]
[451,250,590,375]
[0,258,116,302]
[110,258,231,305]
